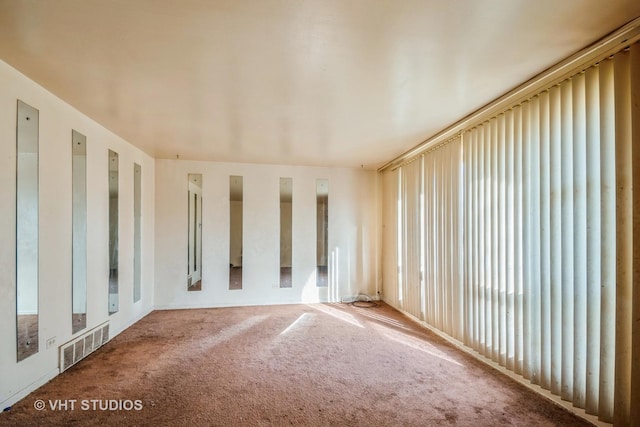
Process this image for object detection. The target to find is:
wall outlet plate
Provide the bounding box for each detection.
[46,337,56,349]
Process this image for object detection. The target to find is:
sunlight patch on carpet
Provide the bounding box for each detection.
[279,313,314,335]
[307,304,364,329]
[370,322,463,366]
[343,305,412,331]
[198,315,269,350]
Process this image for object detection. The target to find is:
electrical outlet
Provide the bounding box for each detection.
[46,337,56,349]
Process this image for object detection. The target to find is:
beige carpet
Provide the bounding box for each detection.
[1,302,592,426]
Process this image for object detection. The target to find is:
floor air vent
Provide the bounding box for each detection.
[59,322,109,372]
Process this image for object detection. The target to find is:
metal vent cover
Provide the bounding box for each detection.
[59,322,109,372]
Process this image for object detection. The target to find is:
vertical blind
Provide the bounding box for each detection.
[422,139,463,341]
[387,41,640,424]
[400,158,422,320]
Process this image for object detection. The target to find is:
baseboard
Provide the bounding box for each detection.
[0,367,59,412]
[153,299,329,311]
[109,306,154,339]
[388,303,609,427]
[0,305,153,413]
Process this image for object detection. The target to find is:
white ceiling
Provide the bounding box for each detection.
[1,1,639,169]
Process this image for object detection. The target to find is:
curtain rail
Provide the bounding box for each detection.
[378,16,640,173]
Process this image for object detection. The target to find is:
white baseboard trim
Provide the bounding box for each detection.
[0,305,153,413]
[153,299,331,311]
[109,306,154,339]
[0,367,59,412]
[385,301,608,427]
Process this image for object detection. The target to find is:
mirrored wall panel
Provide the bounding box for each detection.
[316,179,328,287]
[108,150,119,315]
[187,173,202,291]
[133,163,142,301]
[280,178,292,288]
[229,176,243,290]
[72,130,87,333]
[16,100,39,361]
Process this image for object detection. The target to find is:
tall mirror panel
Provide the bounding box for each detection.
[316,179,328,287]
[16,100,39,361]
[229,176,243,290]
[279,178,292,288]
[72,130,87,333]
[108,150,119,315]
[187,173,202,291]
[133,163,142,301]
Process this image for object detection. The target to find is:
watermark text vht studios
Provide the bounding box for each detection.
[33,399,143,411]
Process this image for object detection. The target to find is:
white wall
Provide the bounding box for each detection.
[0,57,380,410]
[155,160,378,308]
[0,60,155,409]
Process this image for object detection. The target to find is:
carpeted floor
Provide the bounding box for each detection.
[1,302,592,426]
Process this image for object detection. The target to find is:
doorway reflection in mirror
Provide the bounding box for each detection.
[16,100,39,361]
[280,178,292,288]
[229,176,243,290]
[108,150,119,315]
[133,163,142,301]
[187,174,202,291]
[72,130,87,333]
[316,179,328,287]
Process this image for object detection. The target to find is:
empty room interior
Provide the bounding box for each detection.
[2,1,640,425]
